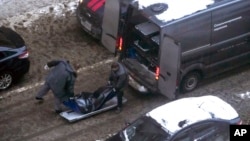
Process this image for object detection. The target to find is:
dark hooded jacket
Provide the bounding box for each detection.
[45,60,76,101]
[109,62,128,91]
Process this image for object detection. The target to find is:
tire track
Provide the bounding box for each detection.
[6,90,167,141]
[15,114,118,141]
[0,97,54,123]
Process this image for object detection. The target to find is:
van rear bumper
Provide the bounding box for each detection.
[128,75,149,93]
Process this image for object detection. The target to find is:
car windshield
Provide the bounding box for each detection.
[120,116,170,141]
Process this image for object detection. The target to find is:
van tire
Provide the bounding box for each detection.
[180,71,201,93]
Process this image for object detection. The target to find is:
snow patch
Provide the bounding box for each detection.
[236,91,250,99]
[0,0,10,5]
[0,1,78,30]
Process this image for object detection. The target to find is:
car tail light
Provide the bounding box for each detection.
[87,0,104,12]
[92,0,105,11]
[87,0,97,7]
[116,37,123,51]
[18,50,29,59]
[155,66,160,80]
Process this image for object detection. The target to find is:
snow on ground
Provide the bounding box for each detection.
[0,0,76,19]
[0,0,78,29]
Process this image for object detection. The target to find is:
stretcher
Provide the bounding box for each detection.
[60,97,127,122]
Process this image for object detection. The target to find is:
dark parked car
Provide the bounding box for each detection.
[0,26,30,90]
[76,0,104,39]
[106,95,242,141]
[76,0,131,40]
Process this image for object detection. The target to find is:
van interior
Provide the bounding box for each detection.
[124,14,160,73]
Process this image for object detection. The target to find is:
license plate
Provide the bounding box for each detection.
[81,20,92,31]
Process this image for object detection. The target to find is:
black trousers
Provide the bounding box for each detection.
[117,91,124,108]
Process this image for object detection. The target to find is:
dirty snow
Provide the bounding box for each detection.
[0,0,78,30]
[0,0,77,19]
[236,91,250,99]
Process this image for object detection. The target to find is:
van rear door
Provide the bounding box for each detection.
[158,34,181,99]
[101,0,120,53]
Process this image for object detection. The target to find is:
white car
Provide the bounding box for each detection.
[106,95,242,141]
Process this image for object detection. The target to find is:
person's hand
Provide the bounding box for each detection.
[44,64,49,70]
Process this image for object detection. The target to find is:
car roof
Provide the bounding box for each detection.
[134,0,214,22]
[0,26,25,48]
[133,0,240,27]
[146,95,239,134]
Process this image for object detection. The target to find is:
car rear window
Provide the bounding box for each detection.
[121,116,170,141]
[0,51,16,60]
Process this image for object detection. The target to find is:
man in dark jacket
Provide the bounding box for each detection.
[109,62,128,113]
[35,59,77,113]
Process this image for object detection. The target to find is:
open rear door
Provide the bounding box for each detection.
[158,34,181,100]
[101,0,120,53]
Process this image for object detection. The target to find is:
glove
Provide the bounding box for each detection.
[44,64,49,70]
[112,88,116,92]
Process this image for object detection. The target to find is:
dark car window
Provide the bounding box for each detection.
[121,116,170,141]
[0,51,15,60]
[5,51,15,56]
[211,131,229,141]
[0,52,4,60]
[191,120,230,141]
[197,122,230,141]
[192,122,215,140]
[172,130,191,141]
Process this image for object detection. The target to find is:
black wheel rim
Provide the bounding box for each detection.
[0,73,12,90]
[185,75,198,91]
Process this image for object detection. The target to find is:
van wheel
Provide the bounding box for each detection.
[0,72,13,90]
[180,72,201,93]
